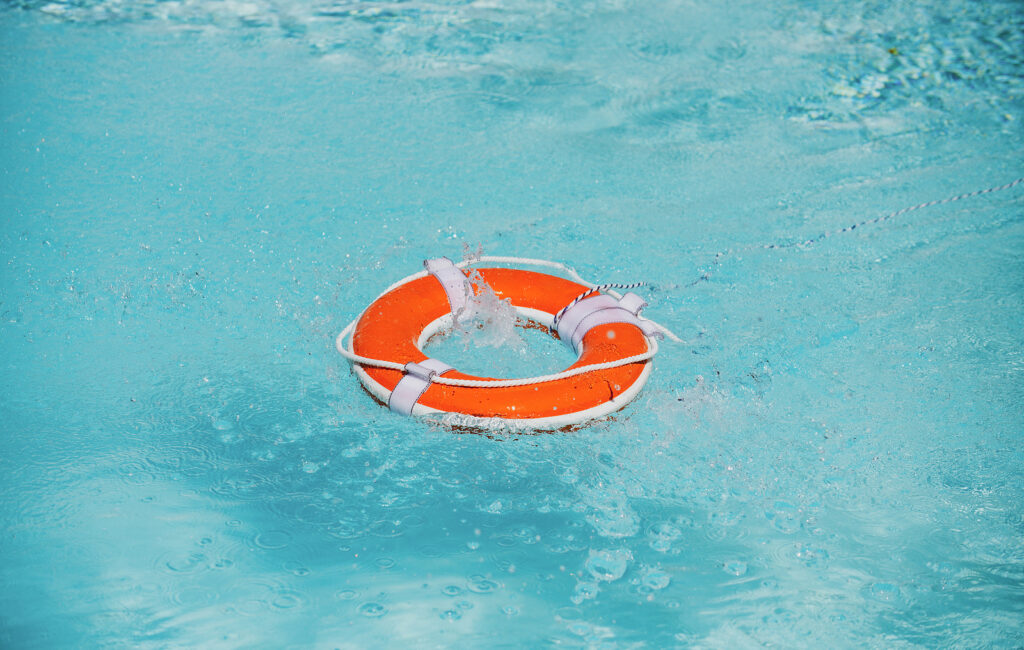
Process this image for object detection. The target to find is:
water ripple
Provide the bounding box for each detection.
[252,529,292,550]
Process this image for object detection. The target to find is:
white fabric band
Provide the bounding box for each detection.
[388,358,454,415]
[424,257,469,318]
[555,292,661,353]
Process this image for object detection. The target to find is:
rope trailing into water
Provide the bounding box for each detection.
[689,175,1024,286]
[338,176,1023,381]
[786,175,1024,249]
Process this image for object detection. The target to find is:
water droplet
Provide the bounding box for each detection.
[442,585,463,597]
[335,590,357,600]
[467,575,498,594]
[358,602,388,617]
[439,609,462,621]
[723,560,748,576]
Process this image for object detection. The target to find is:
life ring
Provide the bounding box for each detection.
[337,257,664,429]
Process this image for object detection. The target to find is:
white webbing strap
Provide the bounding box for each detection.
[555,292,662,354]
[424,257,469,318]
[388,358,454,415]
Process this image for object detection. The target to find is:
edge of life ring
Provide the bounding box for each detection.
[339,260,660,429]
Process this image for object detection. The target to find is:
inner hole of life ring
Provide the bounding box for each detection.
[420,314,578,380]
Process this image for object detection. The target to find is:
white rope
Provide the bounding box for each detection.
[336,323,658,386]
[788,175,1024,249]
[334,256,682,386]
[430,337,659,388]
[334,320,406,371]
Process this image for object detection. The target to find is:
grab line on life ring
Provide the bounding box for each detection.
[335,256,681,429]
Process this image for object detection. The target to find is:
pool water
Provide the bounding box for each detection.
[1,0,1023,646]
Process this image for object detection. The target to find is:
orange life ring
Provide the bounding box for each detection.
[346,265,655,427]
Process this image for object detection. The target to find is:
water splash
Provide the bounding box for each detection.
[452,266,525,352]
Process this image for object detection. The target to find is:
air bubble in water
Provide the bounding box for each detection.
[584,549,632,582]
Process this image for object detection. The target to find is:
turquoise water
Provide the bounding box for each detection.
[2,0,1023,646]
